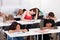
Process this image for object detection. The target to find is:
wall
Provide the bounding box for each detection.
[1,0,41,15]
[0,0,2,10]
[21,0,41,9]
[41,0,60,18]
[1,0,60,19]
[1,0,20,14]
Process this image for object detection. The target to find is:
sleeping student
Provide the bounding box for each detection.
[38,19,56,40]
[8,22,28,40]
[46,12,57,20]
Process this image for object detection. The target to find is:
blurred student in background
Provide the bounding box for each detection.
[46,12,57,20]
[4,14,15,23]
[0,12,7,22]
[21,9,36,21]
[30,8,44,19]
[16,9,23,16]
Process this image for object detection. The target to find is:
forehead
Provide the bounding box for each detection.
[46,22,52,24]
[16,24,20,26]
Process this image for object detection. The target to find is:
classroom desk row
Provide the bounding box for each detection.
[0,19,41,27]
[0,19,41,40]
[0,18,59,27]
[4,26,60,40]
[0,19,60,40]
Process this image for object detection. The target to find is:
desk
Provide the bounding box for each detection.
[16,19,41,25]
[14,16,21,21]
[0,19,41,30]
[0,22,11,27]
[0,19,40,27]
[4,27,60,40]
[16,19,41,29]
[13,16,21,18]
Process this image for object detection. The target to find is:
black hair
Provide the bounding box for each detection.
[30,8,40,19]
[9,22,22,30]
[44,19,55,27]
[23,9,26,13]
[48,12,55,17]
[30,8,40,14]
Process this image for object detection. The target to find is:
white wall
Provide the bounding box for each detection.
[41,0,60,18]
[0,0,2,10]
[21,0,41,9]
[1,0,60,18]
[1,0,41,14]
[2,0,20,7]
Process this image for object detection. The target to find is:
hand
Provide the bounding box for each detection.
[36,9,38,14]
[22,29,28,32]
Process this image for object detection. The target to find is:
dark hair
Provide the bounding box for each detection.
[17,9,23,15]
[44,19,55,27]
[48,12,55,17]
[9,22,22,30]
[7,14,14,20]
[30,8,40,18]
[23,9,26,13]
[30,8,40,14]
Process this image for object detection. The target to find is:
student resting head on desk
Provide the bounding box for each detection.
[16,9,23,16]
[8,22,28,40]
[38,19,56,40]
[30,8,40,20]
[21,8,39,21]
[30,8,44,19]
[46,12,57,20]
[41,19,56,30]
[4,14,16,23]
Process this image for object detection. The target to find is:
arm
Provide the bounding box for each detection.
[50,16,57,20]
[22,29,29,33]
[34,9,38,20]
[21,11,26,21]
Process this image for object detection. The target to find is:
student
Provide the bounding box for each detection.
[5,14,15,22]
[0,12,6,22]
[21,9,36,21]
[16,9,23,16]
[38,19,56,40]
[30,8,39,20]
[37,8,44,19]
[30,8,44,19]
[8,22,28,40]
[46,12,57,20]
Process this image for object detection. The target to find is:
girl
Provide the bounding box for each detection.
[8,22,28,40]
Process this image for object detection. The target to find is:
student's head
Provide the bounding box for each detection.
[7,14,14,20]
[23,9,26,13]
[29,8,36,15]
[48,12,55,17]
[44,19,55,27]
[30,8,40,16]
[9,22,22,30]
[18,9,23,15]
